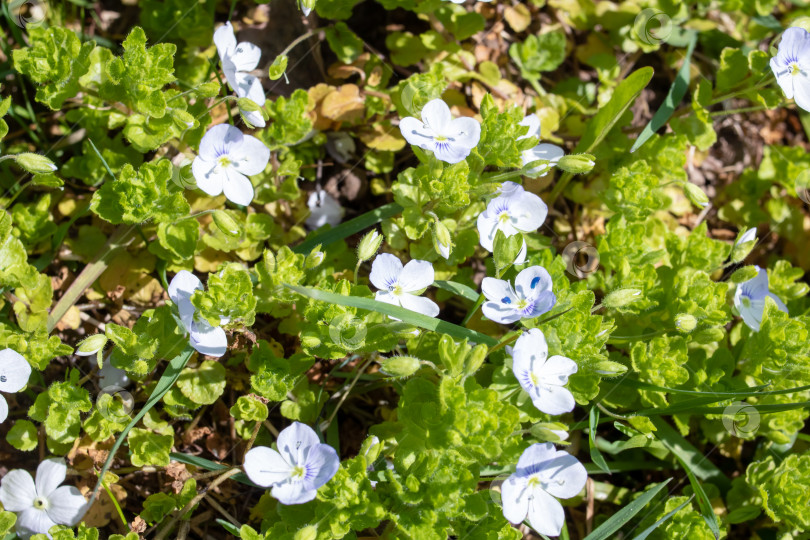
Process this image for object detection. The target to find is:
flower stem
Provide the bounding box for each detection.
[102,479,128,527]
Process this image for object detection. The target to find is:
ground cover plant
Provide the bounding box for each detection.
[1,0,810,538]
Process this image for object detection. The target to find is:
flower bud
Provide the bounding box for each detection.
[269,55,289,80]
[14,153,57,174]
[75,334,108,357]
[529,422,570,442]
[556,153,595,174]
[675,313,698,333]
[592,359,628,376]
[357,230,383,262]
[790,17,810,32]
[682,182,709,207]
[432,221,452,259]
[171,109,196,130]
[262,249,277,274]
[379,356,421,378]
[305,249,325,269]
[212,210,242,238]
[731,227,757,263]
[236,97,262,113]
[602,288,642,309]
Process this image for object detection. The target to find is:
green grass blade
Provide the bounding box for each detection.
[583,479,672,540]
[293,202,403,254]
[649,416,730,491]
[678,457,721,538]
[434,279,479,301]
[631,495,695,540]
[168,452,258,487]
[89,345,195,505]
[604,377,772,397]
[589,407,611,474]
[285,284,498,346]
[630,32,697,153]
[216,518,242,537]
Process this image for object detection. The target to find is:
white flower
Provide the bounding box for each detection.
[518,114,564,177]
[399,99,481,164]
[168,271,228,357]
[0,349,31,424]
[482,266,556,324]
[306,189,344,229]
[502,443,587,536]
[192,124,270,206]
[214,22,266,127]
[476,186,548,265]
[771,27,810,112]
[735,227,757,246]
[733,266,788,332]
[369,253,440,318]
[0,458,89,540]
[243,422,340,504]
[510,329,577,415]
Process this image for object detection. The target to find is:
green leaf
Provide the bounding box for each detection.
[631,32,697,153]
[632,495,695,540]
[294,202,403,254]
[127,427,174,467]
[177,360,227,405]
[325,23,364,64]
[575,67,654,154]
[583,479,672,540]
[649,416,730,490]
[286,284,498,346]
[268,55,288,80]
[509,30,566,82]
[433,280,478,302]
[677,457,721,539]
[589,407,611,474]
[6,420,38,451]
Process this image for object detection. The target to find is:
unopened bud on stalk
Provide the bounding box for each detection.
[212,210,242,238]
[379,356,421,378]
[432,221,452,259]
[602,288,642,309]
[682,182,709,208]
[556,153,595,174]
[14,153,57,174]
[357,230,383,263]
[675,313,698,333]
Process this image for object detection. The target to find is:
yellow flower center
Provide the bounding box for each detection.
[218,156,232,168]
[791,62,801,76]
[291,465,305,478]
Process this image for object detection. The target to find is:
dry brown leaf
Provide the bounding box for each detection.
[321,84,365,123]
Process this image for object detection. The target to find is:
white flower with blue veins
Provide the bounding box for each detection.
[477,184,548,265]
[518,114,565,176]
[511,329,577,415]
[0,458,89,540]
[243,422,340,505]
[370,253,440,318]
[168,271,229,358]
[399,99,481,164]
[771,26,810,112]
[501,443,587,537]
[733,265,788,332]
[192,124,270,206]
[214,22,266,127]
[482,266,556,324]
[0,348,31,424]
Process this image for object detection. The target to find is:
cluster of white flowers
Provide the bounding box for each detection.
[214,22,266,127]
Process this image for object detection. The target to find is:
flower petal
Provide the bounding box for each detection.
[476,210,499,252]
[482,302,521,325]
[771,56,795,99]
[213,22,237,60]
[512,328,548,363]
[306,190,344,229]
[539,355,578,384]
[792,74,810,112]
[518,114,541,140]
[192,158,225,198]
[398,260,435,292]
[539,452,588,500]
[35,458,67,498]
[431,140,473,164]
[244,446,293,487]
[199,124,243,161]
[523,290,557,319]
[369,253,403,291]
[420,99,452,134]
[0,395,7,424]
[277,422,321,467]
[189,322,228,358]
[515,266,553,300]
[221,168,255,206]
[168,270,202,328]
[241,109,266,128]
[398,293,440,317]
[0,469,36,511]
[16,508,56,539]
[531,384,576,415]
[231,41,262,73]
[516,442,557,472]
[399,117,434,148]
[229,134,270,176]
[526,487,566,536]
[501,475,529,525]
[0,348,32,393]
[508,193,548,233]
[45,486,88,526]
[304,444,340,490]
[481,277,516,304]
[447,116,481,149]
[271,479,317,505]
